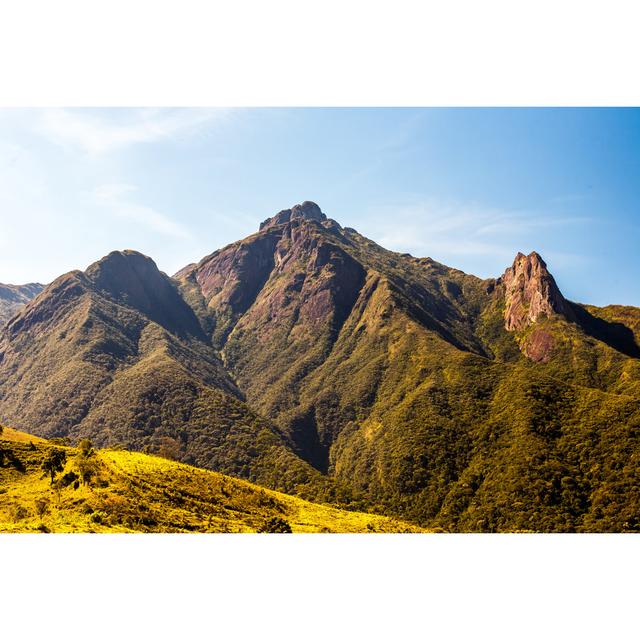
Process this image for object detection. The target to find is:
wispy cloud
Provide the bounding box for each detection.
[358,198,593,276]
[92,183,192,240]
[36,108,229,155]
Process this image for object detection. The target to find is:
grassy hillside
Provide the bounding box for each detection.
[0,427,422,533]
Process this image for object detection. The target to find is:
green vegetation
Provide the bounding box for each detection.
[177,214,640,532]
[0,251,330,499]
[41,448,66,484]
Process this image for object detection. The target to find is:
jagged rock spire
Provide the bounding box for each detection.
[501,251,573,331]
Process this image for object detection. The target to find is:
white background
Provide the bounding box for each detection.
[1,1,639,638]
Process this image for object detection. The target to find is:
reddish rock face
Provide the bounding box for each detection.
[501,251,572,331]
[177,203,365,349]
[523,328,556,363]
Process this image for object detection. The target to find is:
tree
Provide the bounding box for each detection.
[157,436,181,461]
[42,449,66,485]
[77,456,98,486]
[0,424,4,436]
[78,439,94,458]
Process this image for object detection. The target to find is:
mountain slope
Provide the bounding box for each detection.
[176,202,640,531]
[0,282,44,326]
[0,427,421,533]
[0,251,327,496]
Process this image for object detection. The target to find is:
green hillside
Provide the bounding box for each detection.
[176,203,640,532]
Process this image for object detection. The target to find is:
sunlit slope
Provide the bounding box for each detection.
[0,428,423,533]
[0,425,48,444]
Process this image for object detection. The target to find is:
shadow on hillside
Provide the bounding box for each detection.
[571,303,640,359]
[287,408,330,474]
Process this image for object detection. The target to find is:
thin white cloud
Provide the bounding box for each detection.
[36,108,229,155]
[92,183,192,240]
[357,198,592,277]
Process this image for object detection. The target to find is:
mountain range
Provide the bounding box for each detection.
[0,282,43,326]
[1,201,638,531]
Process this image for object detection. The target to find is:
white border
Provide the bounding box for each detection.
[1,533,638,639]
[0,2,638,637]
[0,0,639,106]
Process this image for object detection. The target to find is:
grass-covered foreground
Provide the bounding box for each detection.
[0,426,423,533]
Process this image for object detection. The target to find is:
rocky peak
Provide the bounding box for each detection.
[85,250,206,340]
[501,251,573,331]
[259,201,327,231]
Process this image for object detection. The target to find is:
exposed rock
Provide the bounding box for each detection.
[259,201,327,231]
[3,199,640,532]
[501,251,573,331]
[522,328,556,363]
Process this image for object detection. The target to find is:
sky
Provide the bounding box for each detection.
[0,107,638,306]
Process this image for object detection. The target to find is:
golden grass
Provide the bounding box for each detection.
[0,425,47,444]
[0,428,425,534]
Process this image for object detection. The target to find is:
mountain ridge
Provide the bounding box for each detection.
[1,201,639,531]
[0,248,333,499]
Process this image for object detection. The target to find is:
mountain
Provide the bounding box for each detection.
[0,282,44,326]
[0,426,421,533]
[175,202,640,531]
[0,250,329,497]
[1,201,639,531]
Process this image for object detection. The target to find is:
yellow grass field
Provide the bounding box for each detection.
[0,426,425,533]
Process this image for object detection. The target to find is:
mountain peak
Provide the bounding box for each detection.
[85,249,206,340]
[501,251,572,331]
[259,201,327,231]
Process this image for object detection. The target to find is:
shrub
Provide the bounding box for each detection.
[35,497,50,519]
[258,516,292,533]
[78,439,94,457]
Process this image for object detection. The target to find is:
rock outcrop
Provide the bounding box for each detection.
[259,200,327,230]
[501,251,573,331]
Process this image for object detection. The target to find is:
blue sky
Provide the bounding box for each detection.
[0,107,638,306]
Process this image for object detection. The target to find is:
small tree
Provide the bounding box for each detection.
[77,456,98,486]
[78,439,94,458]
[42,449,66,485]
[35,497,50,519]
[157,436,181,461]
